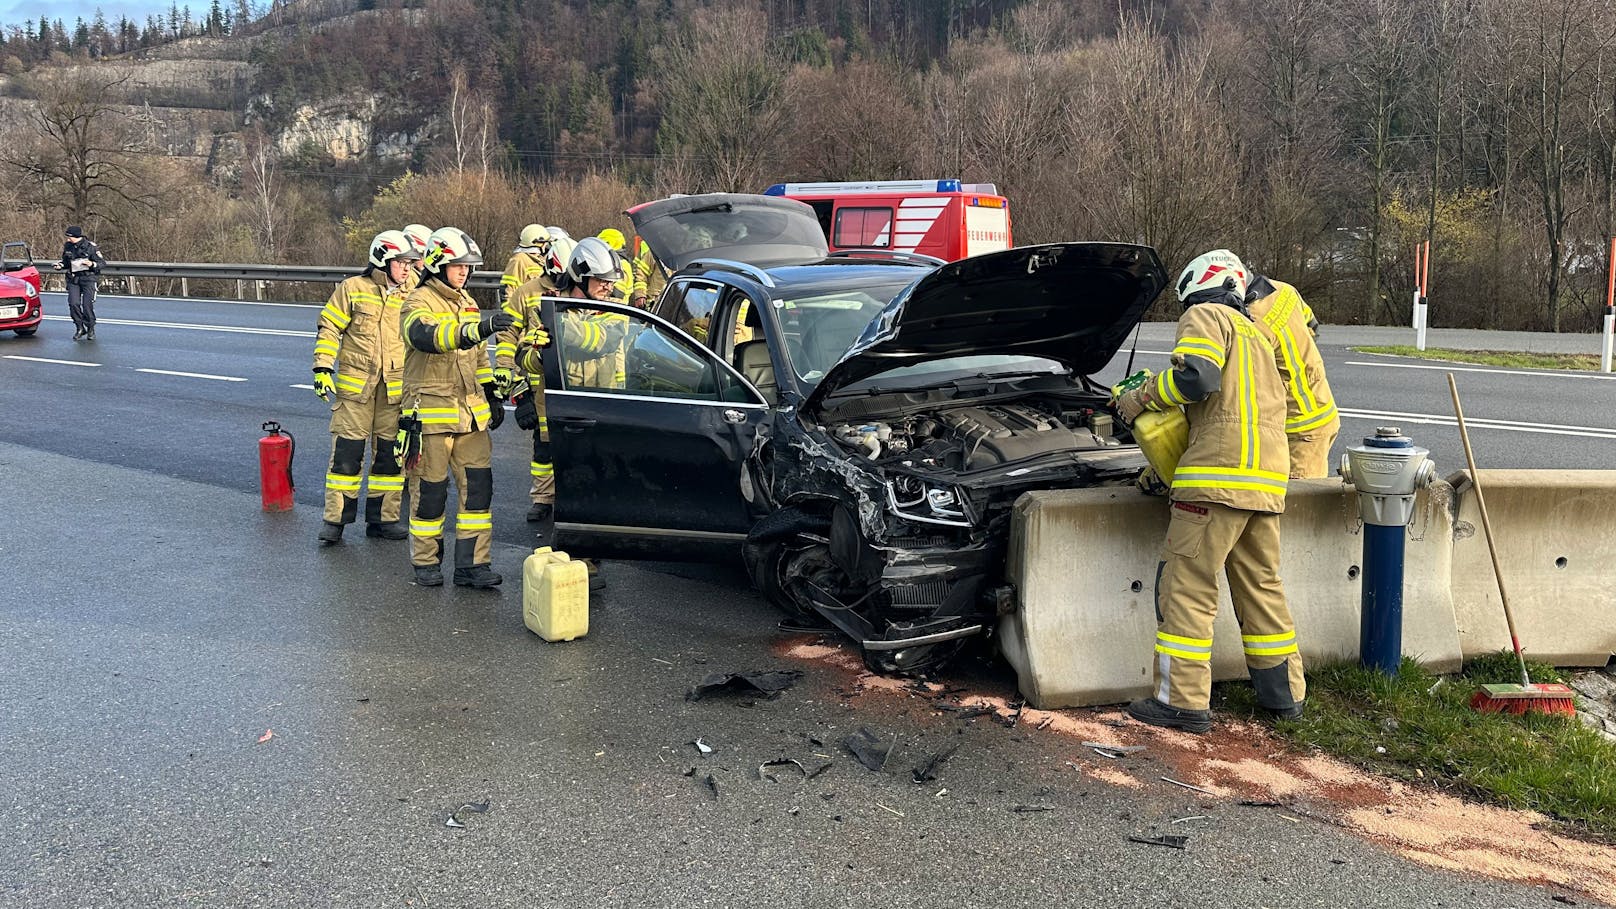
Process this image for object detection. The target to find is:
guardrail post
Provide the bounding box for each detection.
[237,279,245,300]
[180,277,189,298]
[255,280,265,301]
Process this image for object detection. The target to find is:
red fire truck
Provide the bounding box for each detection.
[762,179,1012,262]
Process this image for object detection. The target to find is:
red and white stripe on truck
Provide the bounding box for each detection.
[763,179,1012,263]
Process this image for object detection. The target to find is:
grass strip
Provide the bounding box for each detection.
[1218,652,1616,842]
[1355,345,1601,371]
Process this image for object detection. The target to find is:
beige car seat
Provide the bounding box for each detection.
[735,339,778,404]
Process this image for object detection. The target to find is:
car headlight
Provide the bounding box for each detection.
[24,284,37,298]
[886,475,971,526]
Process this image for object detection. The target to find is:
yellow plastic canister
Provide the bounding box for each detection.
[1112,369,1190,484]
[522,547,590,642]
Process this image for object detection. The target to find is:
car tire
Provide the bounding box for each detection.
[745,540,818,623]
[14,328,37,337]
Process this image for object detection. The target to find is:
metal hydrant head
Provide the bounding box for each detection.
[1339,427,1435,527]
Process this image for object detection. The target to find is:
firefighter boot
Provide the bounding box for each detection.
[1126,697,1213,734]
[413,540,444,587]
[366,522,408,540]
[452,538,502,589]
[318,522,343,545]
[526,502,553,523]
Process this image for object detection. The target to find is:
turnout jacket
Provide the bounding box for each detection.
[1146,302,1290,513]
[1245,276,1339,439]
[494,272,559,375]
[400,278,496,434]
[500,251,548,296]
[312,271,407,404]
[516,301,627,389]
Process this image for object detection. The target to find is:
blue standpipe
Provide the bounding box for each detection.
[1359,523,1405,674]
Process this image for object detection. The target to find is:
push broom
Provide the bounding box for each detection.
[1449,374,1576,716]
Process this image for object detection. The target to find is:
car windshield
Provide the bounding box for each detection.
[777,280,914,382]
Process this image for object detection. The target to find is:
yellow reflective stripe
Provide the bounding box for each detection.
[418,407,461,424]
[531,462,553,477]
[335,374,367,391]
[1244,633,1299,656]
[1156,644,1213,661]
[349,291,382,304]
[1158,631,1213,647]
[469,399,491,422]
[1155,369,1185,407]
[459,311,481,324]
[368,474,405,491]
[385,380,402,395]
[613,371,626,384]
[321,304,351,329]
[495,342,517,358]
[501,274,520,287]
[476,367,494,382]
[1287,402,1338,432]
[1173,338,1226,368]
[410,517,444,536]
[314,339,340,356]
[325,473,362,492]
[1172,466,1288,495]
[433,320,455,350]
[456,511,493,531]
[538,417,548,429]
[502,302,524,320]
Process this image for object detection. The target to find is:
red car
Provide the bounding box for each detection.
[1,242,44,337]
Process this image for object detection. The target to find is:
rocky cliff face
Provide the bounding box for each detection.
[262,96,423,164]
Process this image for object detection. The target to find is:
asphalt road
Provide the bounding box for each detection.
[2,291,1610,908]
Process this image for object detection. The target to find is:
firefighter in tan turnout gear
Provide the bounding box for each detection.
[500,224,552,304]
[399,227,513,588]
[312,230,421,545]
[494,233,564,523]
[1242,263,1339,478]
[1113,250,1306,733]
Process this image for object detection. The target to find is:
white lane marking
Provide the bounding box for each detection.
[3,354,101,367]
[136,368,248,382]
[1340,408,1616,440]
[1344,359,1616,381]
[290,383,314,390]
[42,314,312,338]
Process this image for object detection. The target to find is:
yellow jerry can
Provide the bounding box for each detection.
[1112,370,1189,484]
[523,547,590,642]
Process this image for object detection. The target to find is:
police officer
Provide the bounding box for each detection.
[60,226,106,340]
[1242,262,1340,478]
[1113,250,1305,733]
[312,230,420,544]
[400,227,513,588]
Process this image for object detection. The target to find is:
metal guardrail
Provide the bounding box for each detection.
[2,259,506,294]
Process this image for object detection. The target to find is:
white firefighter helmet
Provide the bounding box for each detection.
[402,224,431,257]
[421,226,483,274]
[545,236,575,278]
[518,223,551,250]
[369,229,420,269]
[1175,249,1249,303]
[567,236,626,285]
[546,226,573,242]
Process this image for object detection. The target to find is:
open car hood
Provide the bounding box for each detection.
[626,193,829,271]
[804,242,1167,409]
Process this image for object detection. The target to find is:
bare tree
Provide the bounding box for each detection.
[1,67,154,227]
[652,5,790,192]
[438,65,501,176]
[241,128,282,258]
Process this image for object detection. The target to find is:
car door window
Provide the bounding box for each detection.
[551,300,759,403]
[666,281,721,343]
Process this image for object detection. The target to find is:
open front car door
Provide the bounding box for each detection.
[538,298,770,560]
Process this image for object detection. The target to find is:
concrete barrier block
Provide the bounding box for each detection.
[1448,470,1616,666]
[1001,480,1462,709]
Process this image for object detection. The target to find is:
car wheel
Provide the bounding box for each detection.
[746,539,819,623]
[14,328,37,337]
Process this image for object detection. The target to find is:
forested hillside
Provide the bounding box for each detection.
[4,0,1616,330]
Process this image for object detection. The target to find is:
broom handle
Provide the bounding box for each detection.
[1448,374,1531,688]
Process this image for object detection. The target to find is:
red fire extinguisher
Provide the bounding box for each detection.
[259,420,296,512]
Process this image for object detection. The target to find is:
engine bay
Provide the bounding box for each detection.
[829,399,1125,472]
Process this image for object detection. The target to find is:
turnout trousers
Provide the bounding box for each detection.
[1152,500,1306,712]
[408,430,494,570]
[529,408,554,506]
[324,395,404,526]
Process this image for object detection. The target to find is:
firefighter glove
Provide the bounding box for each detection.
[1114,385,1158,425]
[1136,467,1170,497]
[522,324,551,349]
[513,389,538,431]
[483,384,505,431]
[480,310,515,337]
[312,368,335,400]
[492,366,514,397]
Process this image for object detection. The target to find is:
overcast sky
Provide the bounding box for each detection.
[2,2,180,30]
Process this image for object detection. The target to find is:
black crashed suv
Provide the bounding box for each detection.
[535,193,1167,671]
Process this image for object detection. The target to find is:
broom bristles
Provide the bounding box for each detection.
[1469,683,1578,716]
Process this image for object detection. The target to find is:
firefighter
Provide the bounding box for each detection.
[628,232,667,310]
[500,224,552,305]
[402,224,431,288]
[1242,263,1340,479]
[1112,250,1305,733]
[399,227,514,588]
[595,228,636,303]
[311,230,420,545]
[514,236,627,586]
[493,234,562,523]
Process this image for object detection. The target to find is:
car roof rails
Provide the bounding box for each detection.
[823,249,947,267]
[683,258,776,288]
